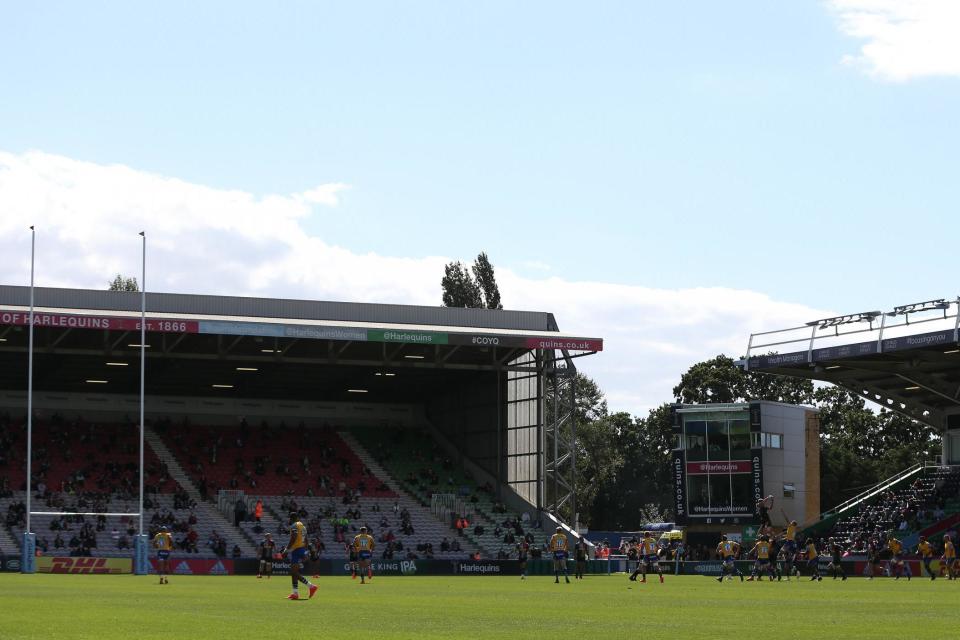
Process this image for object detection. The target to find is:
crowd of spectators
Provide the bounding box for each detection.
[829,467,960,549]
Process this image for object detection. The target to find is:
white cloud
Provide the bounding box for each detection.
[297,183,350,207]
[828,0,960,81]
[0,150,830,415]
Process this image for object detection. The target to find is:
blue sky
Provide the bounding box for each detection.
[1,1,958,413]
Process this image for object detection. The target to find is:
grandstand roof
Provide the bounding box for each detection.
[0,285,601,399]
[742,303,960,428]
[0,285,602,351]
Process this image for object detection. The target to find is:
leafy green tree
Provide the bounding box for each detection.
[471,252,502,310]
[441,261,482,308]
[108,275,139,291]
[672,354,814,405]
[589,406,674,529]
[441,253,502,309]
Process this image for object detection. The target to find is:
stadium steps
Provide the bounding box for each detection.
[338,431,405,495]
[143,426,202,503]
[346,429,546,558]
[144,428,256,556]
[0,499,21,554]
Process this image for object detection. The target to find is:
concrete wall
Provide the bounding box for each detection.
[759,402,815,526]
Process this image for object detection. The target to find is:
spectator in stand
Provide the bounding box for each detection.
[234,498,247,526]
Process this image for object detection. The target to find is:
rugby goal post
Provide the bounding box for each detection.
[21,229,151,575]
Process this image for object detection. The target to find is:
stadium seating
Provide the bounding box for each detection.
[155,421,395,499]
[0,413,546,561]
[349,428,551,558]
[827,466,960,549]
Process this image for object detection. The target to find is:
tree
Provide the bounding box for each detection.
[108,275,139,292]
[471,252,502,310]
[814,384,940,508]
[573,411,626,526]
[588,405,675,529]
[672,354,814,405]
[441,252,502,309]
[441,261,482,308]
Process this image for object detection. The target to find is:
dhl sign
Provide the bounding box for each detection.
[37,557,132,574]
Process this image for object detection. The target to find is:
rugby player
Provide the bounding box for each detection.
[916,535,936,580]
[803,538,821,581]
[826,539,846,581]
[257,532,276,579]
[629,532,663,583]
[353,526,375,584]
[549,527,571,584]
[942,534,957,580]
[152,525,173,585]
[517,540,530,580]
[574,538,588,580]
[746,535,775,582]
[715,535,743,583]
[887,535,907,580]
[280,511,318,600]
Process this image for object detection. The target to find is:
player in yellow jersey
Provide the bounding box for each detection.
[715,535,744,582]
[942,534,957,580]
[916,535,936,581]
[353,527,376,584]
[628,532,664,584]
[152,525,173,585]
[887,536,907,580]
[747,535,776,581]
[280,512,317,600]
[549,527,570,584]
[803,538,822,581]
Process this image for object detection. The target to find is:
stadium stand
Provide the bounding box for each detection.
[825,465,960,550]
[0,409,554,561]
[349,428,551,558]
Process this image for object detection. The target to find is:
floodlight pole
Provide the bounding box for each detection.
[26,226,35,535]
[138,231,146,536]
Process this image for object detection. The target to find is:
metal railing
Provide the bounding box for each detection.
[745,298,960,367]
[825,463,922,518]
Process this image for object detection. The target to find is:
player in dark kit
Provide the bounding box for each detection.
[348,541,359,580]
[574,539,588,580]
[517,540,530,580]
[258,532,276,579]
[756,495,774,534]
[865,537,883,579]
[826,539,846,581]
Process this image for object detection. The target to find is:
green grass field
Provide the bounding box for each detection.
[0,573,955,640]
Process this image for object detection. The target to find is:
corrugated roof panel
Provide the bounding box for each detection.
[0,285,553,331]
